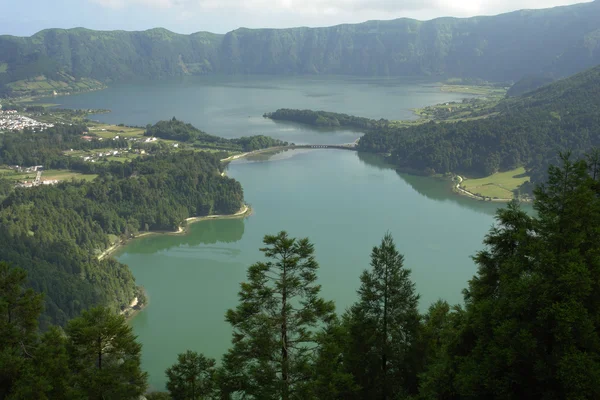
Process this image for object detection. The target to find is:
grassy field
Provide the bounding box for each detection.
[42,169,98,181]
[460,167,529,199]
[0,168,97,182]
[7,75,105,97]
[440,85,508,96]
[89,124,145,139]
[104,155,134,163]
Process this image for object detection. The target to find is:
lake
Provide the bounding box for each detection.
[51,75,471,145]
[53,76,507,390]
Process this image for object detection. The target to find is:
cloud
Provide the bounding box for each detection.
[89,0,590,19]
[91,0,180,9]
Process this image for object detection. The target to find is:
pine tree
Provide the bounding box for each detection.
[417,301,465,400]
[166,350,217,400]
[66,307,147,399]
[0,262,44,398]
[345,233,421,399]
[7,327,73,400]
[309,319,359,399]
[221,231,335,399]
[452,154,600,399]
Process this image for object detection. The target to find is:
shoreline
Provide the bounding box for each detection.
[452,175,532,203]
[120,296,142,320]
[220,146,290,163]
[97,204,252,261]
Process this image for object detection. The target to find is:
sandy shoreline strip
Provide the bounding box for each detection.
[97,204,252,261]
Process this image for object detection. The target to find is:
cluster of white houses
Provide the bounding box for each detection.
[0,110,55,131]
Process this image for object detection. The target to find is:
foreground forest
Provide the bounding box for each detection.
[3,153,600,399]
[0,151,244,327]
[2,1,600,96]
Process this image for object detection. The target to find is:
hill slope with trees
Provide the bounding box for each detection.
[2,1,600,96]
[356,63,600,187]
[0,151,244,327]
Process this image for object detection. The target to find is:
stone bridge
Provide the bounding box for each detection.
[290,144,357,151]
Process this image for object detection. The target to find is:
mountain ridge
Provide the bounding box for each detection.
[1,1,600,97]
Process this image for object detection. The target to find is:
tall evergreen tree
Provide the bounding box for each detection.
[345,233,421,399]
[221,231,335,400]
[0,262,44,399]
[7,327,73,400]
[452,154,600,399]
[166,350,217,400]
[417,301,465,400]
[309,319,359,400]
[66,307,147,399]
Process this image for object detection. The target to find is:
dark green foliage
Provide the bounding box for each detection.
[436,154,600,399]
[66,307,147,399]
[357,64,600,185]
[166,351,217,400]
[343,233,422,399]
[221,231,336,400]
[417,301,465,400]
[265,109,385,130]
[232,135,288,152]
[0,262,44,399]
[146,118,228,144]
[0,151,244,326]
[506,74,555,96]
[309,320,359,399]
[1,265,147,400]
[145,118,287,151]
[0,123,128,170]
[2,1,600,87]
[146,393,172,400]
[7,327,72,400]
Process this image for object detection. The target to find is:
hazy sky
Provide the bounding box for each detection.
[0,0,593,36]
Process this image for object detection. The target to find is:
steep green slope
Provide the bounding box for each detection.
[358,64,600,186]
[0,151,245,328]
[1,1,600,94]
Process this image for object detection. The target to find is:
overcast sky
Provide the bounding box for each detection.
[0,0,593,37]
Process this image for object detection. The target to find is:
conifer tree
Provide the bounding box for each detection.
[345,233,421,399]
[166,350,217,400]
[221,231,335,400]
[66,307,147,399]
[453,154,600,398]
[0,262,44,398]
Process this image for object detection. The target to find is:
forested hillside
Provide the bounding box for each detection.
[2,0,600,96]
[146,118,288,151]
[356,63,600,185]
[0,151,244,327]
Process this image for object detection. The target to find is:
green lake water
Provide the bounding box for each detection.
[51,77,513,390]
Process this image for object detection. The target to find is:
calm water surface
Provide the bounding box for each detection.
[55,77,509,390]
[117,150,508,390]
[51,75,472,145]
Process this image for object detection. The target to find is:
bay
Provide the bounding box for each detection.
[53,76,508,390]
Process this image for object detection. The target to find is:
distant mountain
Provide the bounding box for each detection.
[1,1,600,96]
